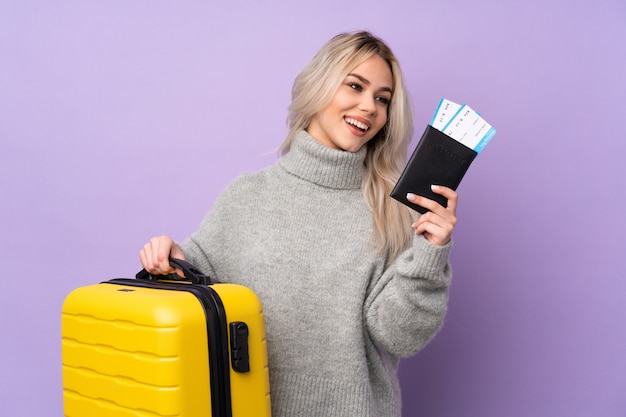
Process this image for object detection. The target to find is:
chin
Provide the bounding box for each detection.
[337,137,369,153]
[340,143,365,153]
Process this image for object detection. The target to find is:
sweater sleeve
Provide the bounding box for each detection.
[179,230,217,280]
[364,234,452,359]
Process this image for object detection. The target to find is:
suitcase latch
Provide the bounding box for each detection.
[229,322,250,373]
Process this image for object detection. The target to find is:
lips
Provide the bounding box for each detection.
[344,116,371,132]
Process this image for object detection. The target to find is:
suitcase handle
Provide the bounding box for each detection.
[135,258,211,285]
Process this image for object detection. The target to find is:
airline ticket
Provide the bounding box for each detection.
[430,98,496,153]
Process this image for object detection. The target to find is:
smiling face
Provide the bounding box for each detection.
[306,54,393,153]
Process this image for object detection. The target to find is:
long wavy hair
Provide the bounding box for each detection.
[280,31,416,261]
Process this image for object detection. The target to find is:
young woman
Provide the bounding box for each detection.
[140,31,458,417]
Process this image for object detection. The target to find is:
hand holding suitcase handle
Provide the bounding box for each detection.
[136,258,211,285]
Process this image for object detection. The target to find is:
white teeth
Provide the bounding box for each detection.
[345,117,369,131]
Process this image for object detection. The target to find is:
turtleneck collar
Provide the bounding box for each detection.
[278,130,367,190]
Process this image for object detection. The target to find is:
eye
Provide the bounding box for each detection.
[376,96,390,105]
[347,82,363,92]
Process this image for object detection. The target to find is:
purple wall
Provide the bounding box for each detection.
[1,1,624,415]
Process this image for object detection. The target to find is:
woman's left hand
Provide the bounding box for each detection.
[407,185,458,246]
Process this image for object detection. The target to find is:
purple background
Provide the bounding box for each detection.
[1,1,625,415]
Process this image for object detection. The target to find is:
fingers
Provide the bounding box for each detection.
[139,236,186,276]
[412,212,455,246]
[406,186,458,246]
[407,185,457,216]
[139,236,171,274]
[431,185,458,214]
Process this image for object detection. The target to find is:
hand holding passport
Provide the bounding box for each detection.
[390,99,496,213]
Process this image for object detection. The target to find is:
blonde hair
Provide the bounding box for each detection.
[281,31,416,261]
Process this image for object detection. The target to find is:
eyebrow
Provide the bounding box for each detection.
[347,73,393,94]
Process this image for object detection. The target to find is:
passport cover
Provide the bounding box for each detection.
[391,125,478,213]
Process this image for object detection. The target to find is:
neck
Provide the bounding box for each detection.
[278,131,366,190]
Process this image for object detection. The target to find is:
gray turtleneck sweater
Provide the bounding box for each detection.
[181,130,452,417]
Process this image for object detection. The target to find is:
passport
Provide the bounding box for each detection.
[390,99,495,213]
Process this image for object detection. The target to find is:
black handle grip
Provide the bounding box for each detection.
[136,258,210,285]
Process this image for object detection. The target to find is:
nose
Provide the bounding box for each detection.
[359,94,377,116]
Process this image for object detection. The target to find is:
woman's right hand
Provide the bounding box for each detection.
[139,235,186,276]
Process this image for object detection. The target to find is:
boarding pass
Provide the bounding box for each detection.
[430,98,496,153]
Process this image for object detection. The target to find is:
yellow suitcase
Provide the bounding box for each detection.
[62,259,271,417]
